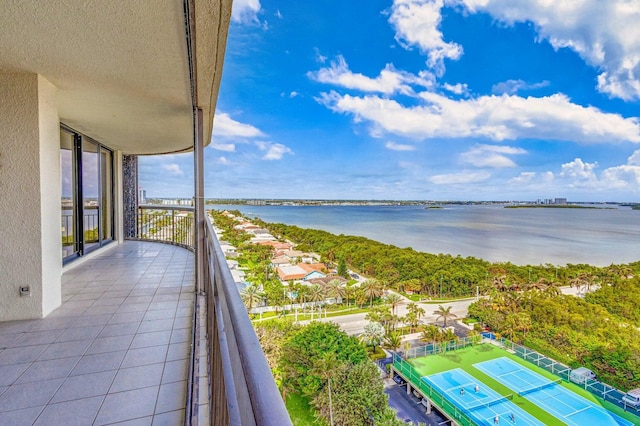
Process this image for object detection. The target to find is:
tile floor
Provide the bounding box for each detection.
[0,241,195,425]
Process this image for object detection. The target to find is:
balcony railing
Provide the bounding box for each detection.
[136,205,195,250]
[130,205,291,425]
[202,217,291,425]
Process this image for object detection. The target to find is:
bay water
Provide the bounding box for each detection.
[211,204,640,266]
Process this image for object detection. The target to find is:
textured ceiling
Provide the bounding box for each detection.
[0,0,232,154]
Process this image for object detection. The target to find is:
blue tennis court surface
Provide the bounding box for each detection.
[474,357,633,426]
[423,368,544,425]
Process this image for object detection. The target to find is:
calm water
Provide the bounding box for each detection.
[211,204,640,266]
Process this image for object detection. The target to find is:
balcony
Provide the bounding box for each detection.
[0,241,194,425]
[0,211,290,425]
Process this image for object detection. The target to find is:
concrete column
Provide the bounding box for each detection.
[407,382,412,395]
[0,72,61,320]
[122,154,138,239]
[426,399,432,414]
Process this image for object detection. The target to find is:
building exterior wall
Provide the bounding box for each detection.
[0,72,61,320]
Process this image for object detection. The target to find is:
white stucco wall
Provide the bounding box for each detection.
[0,72,61,320]
[39,75,62,316]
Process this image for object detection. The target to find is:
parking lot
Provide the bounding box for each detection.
[385,377,446,426]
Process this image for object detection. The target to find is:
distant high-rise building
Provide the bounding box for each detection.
[139,188,146,204]
[554,198,567,205]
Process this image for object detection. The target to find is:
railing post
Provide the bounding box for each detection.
[194,108,205,294]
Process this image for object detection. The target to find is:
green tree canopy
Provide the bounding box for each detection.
[281,322,367,397]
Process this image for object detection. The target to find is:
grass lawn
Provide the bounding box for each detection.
[403,343,638,425]
[285,393,326,426]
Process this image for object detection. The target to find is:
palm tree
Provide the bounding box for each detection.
[344,281,356,308]
[383,331,403,354]
[407,302,425,321]
[360,279,383,308]
[493,275,508,292]
[515,311,532,340]
[326,279,346,303]
[311,353,341,426]
[442,328,457,343]
[503,314,518,342]
[240,284,263,313]
[433,304,457,327]
[403,312,419,333]
[421,324,442,343]
[569,273,589,294]
[360,321,385,351]
[307,284,325,307]
[527,278,550,292]
[384,293,404,316]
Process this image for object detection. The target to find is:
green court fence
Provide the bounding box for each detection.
[405,335,481,359]
[498,337,640,417]
[392,354,478,426]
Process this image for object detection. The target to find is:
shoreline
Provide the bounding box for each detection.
[209,205,640,267]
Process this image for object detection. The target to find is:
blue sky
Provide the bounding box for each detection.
[140,0,640,202]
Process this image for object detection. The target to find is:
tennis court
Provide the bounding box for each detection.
[422,368,544,425]
[474,357,633,426]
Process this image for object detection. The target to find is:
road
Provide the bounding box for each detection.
[299,286,585,336]
[303,295,477,335]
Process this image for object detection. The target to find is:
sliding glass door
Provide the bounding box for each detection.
[60,126,114,262]
[60,129,79,258]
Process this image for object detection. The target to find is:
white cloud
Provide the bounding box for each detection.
[509,172,536,184]
[217,156,232,165]
[231,0,261,24]
[163,164,183,176]
[429,170,491,184]
[275,9,283,19]
[317,91,640,144]
[599,150,640,188]
[510,152,640,193]
[314,48,327,64]
[211,142,236,152]
[456,0,640,100]
[386,141,416,151]
[559,158,598,183]
[442,82,469,96]
[492,79,550,95]
[289,91,299,98]
[628,149,640,166]
[256,142,293,160]
[460,144,527,168]
[213,113,265,138]
[601,165,640,189]
[389,0,463,75]
[308,55,434,95]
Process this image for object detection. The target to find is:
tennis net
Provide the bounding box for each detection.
[518,378,562,396]
[465,394,513,411]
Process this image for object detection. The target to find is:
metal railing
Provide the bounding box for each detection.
[135,205,194,249]
[392,354,477,426]
[131,206,290,425]
[203,217,291,425]
[405,335,481,359]
[61,207,100,251]
[497,337,640,418]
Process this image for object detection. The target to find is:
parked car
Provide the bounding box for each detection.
[393,375,405,385]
